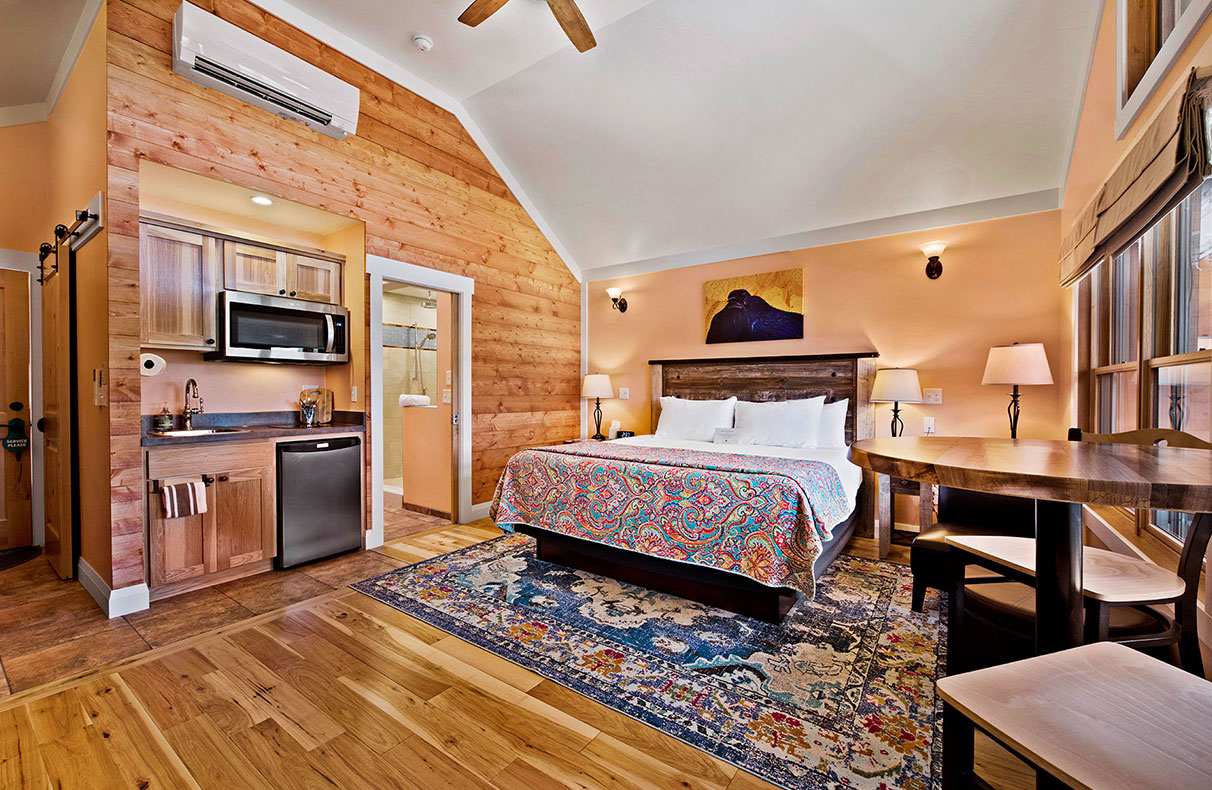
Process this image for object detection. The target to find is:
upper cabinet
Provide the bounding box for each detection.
[140,224,220,351]
[140,219,344,352]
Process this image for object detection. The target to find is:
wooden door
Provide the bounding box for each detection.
[224,242,287,296]
[147,482,210,587]
[41,256,73,578]
[286,254,342,303]
[140,224,220,350]
[212,466,275,572]
[0,270,32,550]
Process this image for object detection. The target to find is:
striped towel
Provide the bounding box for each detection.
[160,477,208,519]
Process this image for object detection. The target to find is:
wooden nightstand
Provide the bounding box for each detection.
[876,474,934,559]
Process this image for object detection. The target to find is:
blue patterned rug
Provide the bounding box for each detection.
[352,534,946,789]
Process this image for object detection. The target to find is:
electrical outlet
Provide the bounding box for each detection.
[923,388,943,405]
[619,387,630,400]
[923,416,936,435]
[442,388,452,404]
[351,385,358,402]
[445,369,452,385]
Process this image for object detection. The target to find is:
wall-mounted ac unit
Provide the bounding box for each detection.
[173,2,359,140]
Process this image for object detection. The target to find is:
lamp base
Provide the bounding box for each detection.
[1007,385,1021,439]
[591,397,606,441]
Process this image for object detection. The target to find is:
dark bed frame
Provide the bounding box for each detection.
[524,353,878,624]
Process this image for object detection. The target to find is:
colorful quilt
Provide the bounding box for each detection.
[490,441,852,596]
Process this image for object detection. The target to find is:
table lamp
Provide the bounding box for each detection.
[582,374,614,440]
[982,342,1053,439]
[871,368,922,437]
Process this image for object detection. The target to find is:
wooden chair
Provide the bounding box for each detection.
[908,487,1035,612]
[938,642,1212,790]
[946,427,1212,676]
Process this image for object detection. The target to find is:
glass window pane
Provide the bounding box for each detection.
[1152,363,1211,439]
[1096,370,1138,432]
[1152,180,1212,356]
[1111,243,1140,364]
[1150,510,1194,544]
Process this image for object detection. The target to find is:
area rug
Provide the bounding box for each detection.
[352,534,946,789]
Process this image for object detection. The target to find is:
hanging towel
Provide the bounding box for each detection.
[160,477,208,519]
[399,394,432,407]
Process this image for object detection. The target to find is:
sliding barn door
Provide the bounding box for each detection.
[0,270,32,550]
[41,257,73,578]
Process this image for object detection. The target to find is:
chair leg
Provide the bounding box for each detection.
[1178,625,1205,677]
[942,702,975,790]
[911,578,927,613]
[947,552,967,675]
[1083,599,1109,644]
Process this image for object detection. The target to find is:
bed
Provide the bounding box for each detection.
[491,353,877,623]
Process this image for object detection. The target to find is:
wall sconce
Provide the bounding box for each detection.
[920,241,947,280]
[606,287,628,313]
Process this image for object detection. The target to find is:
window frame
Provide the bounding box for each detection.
[1116,0,1212,139]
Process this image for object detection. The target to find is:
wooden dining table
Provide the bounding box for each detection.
[848,436,1212,654]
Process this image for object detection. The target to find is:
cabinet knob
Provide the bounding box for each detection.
[289,291,296,297]
[206,338,216,345]
[202,475,215,486]
[218,475,229,482]
[279,289,286,295]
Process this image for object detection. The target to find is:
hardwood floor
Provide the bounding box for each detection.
[0,522,1039,789]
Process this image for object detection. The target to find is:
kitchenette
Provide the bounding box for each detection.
[138,162,369,602]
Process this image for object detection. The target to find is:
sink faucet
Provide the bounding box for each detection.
[183,379,204,430]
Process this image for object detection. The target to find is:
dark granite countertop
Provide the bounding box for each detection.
[141,410,365,447]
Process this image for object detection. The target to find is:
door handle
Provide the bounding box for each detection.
[36,417,46,432]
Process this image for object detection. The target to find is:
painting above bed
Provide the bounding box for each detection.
[704,267,804,344]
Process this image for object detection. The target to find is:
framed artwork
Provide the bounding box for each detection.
[704,268,804,344]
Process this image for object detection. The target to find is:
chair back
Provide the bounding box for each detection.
[937,487,1036,534]
[1067,427,1212,450]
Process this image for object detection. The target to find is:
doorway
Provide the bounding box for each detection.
[0,250,43,555]
[367,256,473,548]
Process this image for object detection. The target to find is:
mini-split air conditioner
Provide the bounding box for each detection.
[173,2,359,140]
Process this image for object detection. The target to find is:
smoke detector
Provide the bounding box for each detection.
[411,34,434,52]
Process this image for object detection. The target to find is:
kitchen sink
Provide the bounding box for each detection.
[149,428,250,437]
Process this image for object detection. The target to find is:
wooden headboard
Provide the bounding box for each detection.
[648,352,878,445]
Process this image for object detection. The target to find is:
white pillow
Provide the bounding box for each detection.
[734,397,824,448]
[655,396,737,442]
[817,398,849,448]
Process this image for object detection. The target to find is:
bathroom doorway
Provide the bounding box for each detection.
[368,257,473,546]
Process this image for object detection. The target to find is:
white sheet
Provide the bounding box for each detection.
[610,434,862,521]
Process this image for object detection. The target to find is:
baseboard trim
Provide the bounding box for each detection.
[467,501,492,522]
[77,557,150,618]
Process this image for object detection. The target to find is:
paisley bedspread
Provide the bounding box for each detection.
[490,441,851,596]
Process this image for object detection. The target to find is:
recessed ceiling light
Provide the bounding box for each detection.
[250,195,274,206]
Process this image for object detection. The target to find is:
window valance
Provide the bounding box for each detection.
[1059,67,1212,287]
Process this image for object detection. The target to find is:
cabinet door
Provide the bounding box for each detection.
[140,225,220,350]
[148,484,211,587]
[224,242,288,296]
[212,466,276,572]
[286,254,342,303]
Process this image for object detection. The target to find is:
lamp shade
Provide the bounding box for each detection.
[581,374,614,399]
[871,368,922,403]
[982,343,1053,386]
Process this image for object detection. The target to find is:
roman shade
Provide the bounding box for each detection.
[1059,67,1212,287]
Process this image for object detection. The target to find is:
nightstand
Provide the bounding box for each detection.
[876,474,934,559]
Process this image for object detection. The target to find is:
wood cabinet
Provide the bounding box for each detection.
[286,253,342,303]
[223,241,287,297]
[147,442,275,590]
[140,224,220,350]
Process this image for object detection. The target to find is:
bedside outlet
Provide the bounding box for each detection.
[922,388,943,405]
[619,387,630,400]
[923,416,936,435]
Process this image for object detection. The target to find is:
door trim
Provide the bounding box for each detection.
[367,255,474,548]
[0,249,44,546]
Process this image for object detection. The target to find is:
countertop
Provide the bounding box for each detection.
[141,410,365,447]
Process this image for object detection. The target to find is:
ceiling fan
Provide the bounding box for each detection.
[458,0,597,52]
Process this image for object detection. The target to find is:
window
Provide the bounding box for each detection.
[1117,0,1212,137]
[1084,179,1212,546]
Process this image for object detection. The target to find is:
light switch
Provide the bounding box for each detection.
[923,388,942,405]
[445,369,452,385]
[923,416,936,435]
[351,385,358,402]
[619,387,630,400]
[442,388,452,404]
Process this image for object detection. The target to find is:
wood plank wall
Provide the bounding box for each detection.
[105,0,581,587]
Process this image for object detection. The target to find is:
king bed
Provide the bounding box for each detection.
[491,353,878,623]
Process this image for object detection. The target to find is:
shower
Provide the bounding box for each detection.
[411,325,437,396]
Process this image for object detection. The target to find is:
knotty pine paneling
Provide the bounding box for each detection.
[105,0,580,586]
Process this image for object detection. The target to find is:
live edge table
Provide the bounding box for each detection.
[848,436,1212,656]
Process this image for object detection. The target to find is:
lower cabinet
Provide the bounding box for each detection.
[147,442,276,591]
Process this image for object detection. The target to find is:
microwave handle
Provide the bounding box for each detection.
[324,313,336,354]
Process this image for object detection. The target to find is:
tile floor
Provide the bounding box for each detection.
[0,502,452,696]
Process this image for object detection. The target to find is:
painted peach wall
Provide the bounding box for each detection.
[589,211,1069,441]
[401,292,454,515]
[0,122,49,253]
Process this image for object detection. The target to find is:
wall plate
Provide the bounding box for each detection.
[922,388,943,405]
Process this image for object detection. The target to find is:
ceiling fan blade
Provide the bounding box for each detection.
[546,0,596,52]
[458,0,511,27]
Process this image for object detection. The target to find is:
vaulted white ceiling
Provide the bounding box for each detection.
[3,0,1101,279]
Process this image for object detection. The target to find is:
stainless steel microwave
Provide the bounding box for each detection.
[206,291,350,365]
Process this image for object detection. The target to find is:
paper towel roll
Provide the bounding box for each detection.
[140,353,166,377]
